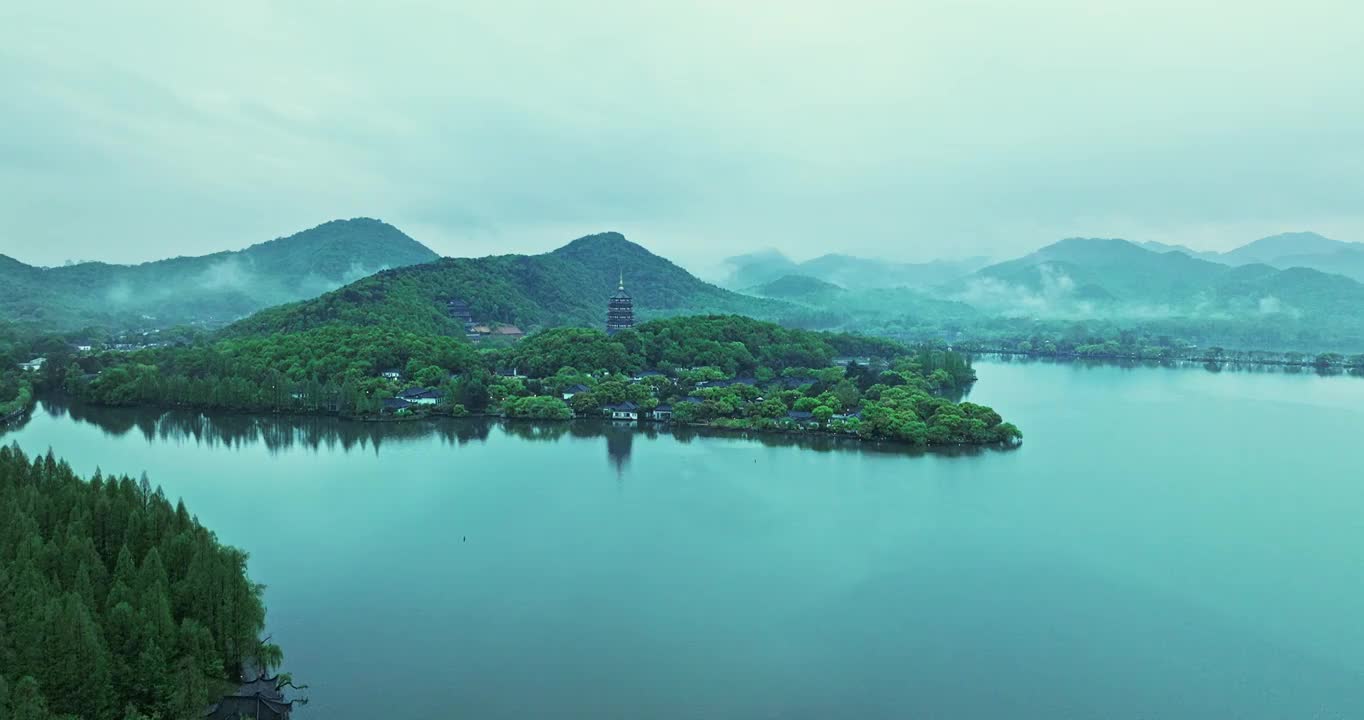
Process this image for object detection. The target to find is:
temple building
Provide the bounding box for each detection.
[446,298,474,329]
[606,273,634,335]
[206,673,297,720]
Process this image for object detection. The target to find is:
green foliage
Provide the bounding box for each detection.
[0,446,279,718]
[502,396,573,420]
[66,313,1015,446]
[0,218,438,333]
[506,328,637,377]
[223,233,792,338]
[72,326,480,416]
[0,374,34,419]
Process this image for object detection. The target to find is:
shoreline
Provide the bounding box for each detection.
[19,394,1020,453]
[964,349,1364,374]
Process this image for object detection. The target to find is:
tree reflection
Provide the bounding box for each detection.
[25,399,1000,470]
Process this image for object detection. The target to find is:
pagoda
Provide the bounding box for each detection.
[606,272,634,335]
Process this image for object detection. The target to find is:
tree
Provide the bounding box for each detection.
[812,405,834,426]
[792,397,820,412]
[9,677,47,720]
[413,364,447,387]
[0,446,288,719]
[42,594,112,720]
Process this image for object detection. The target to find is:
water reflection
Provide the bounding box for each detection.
[31,397,494,455]
[604,423,633,475]
[14,398,996,472]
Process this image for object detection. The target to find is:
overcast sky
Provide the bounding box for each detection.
[2,1,1362,270]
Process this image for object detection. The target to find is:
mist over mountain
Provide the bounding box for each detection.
[225,232,794,338]
[955,237,1364,321]
[746,275,846,304]
[1143,232,1364,282]
[717,250,988,291]
[10,216,1364,354]
[0,218,438,332]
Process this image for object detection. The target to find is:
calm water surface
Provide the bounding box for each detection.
[5,360,1364,719]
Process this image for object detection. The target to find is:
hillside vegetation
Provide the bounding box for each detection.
[0,218,438,332]
[224,233,793,338]
[0,445,288,719]
[57,315,1019,447]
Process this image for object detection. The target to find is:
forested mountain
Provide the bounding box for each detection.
[224,232,793,338]
[1219,232,1359,265]
[1143,232,1364,282]
[747,275,847,303]
[717,250,986,290]
[0,218,439,332]
[927,237,1364,351]
[0,445,291,719]
[959,237,1364,316]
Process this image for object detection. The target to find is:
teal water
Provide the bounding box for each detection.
[4,360,1363,718]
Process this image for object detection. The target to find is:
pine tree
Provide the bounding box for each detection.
[104,602,140,708]
[42,593,112,720]
[135,548,177,663]
[131,637,170,718]
[167,655,209,720]
[105,546,137,613]
[73,562,97,615]
[0,448,285,718]
[6,561,50,681]
[8,677,46,720]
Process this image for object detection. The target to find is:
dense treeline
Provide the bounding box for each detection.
[506,316,930,379]
[939,320,1364,368]
[50,315,1016,446]
[64,326,482,416]
[0,445,282,719]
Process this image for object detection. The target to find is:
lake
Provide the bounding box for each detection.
[4,359,1363,719]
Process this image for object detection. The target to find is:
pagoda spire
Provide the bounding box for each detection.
[607,268,634,335]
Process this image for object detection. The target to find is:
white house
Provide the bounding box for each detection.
[605,402,639,421]
[19,358,45,372]
[397,388,445,406]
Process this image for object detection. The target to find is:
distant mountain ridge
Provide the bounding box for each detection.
[0,218,439,331]
[719,250,988,290]
[747,275,846,303]
[957,236,1364,321]
[1143,232,1364,282]
[224,232,795,338]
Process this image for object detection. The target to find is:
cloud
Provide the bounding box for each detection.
[2,1,1363,267]
[1258,295,1301,318]
[954,264,1096,318]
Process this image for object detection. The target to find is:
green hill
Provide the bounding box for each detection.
[1142,232,1364,282]
[224,232,795,338]
[718,250,986,290]
[1220,232,1359,265]
[0,218,439,332]
[748,274,846,303]
[956,237,1364,333]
